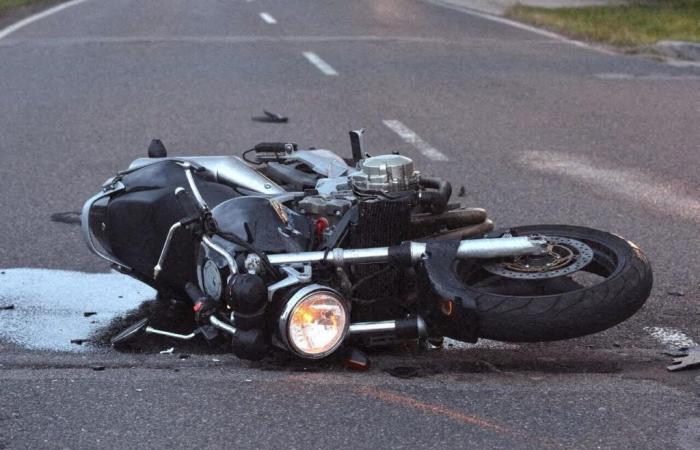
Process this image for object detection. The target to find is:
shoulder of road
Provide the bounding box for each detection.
[430,0,700,62]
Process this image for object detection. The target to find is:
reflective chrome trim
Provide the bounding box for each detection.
[267,265,312,301]
[180,162,209,210]
[202,235,238,275]
[278,284,349,359]
[266,237,547,267]
[81,181,131,271]
[153,221,182,279]
[209,315,237,337]
[128,155,285,195]
[145,326,197,340]
[348,320,396,335]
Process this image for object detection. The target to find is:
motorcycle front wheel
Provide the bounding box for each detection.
[455,225,653,342]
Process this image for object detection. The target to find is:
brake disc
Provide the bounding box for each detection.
[482,236,594,280]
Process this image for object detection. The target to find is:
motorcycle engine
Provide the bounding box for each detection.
[349,154,418,193]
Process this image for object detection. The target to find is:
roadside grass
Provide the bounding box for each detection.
[0,0,49,12]
[506,0,700,47]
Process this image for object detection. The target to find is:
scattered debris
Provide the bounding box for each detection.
[664,347,690,357]
[70,339,89,345]
[342,348,370,371]
[83,312,97,317]
[50,211,81,225]
[457,186,466,197]
[252,110,289,123]
[667,290,685,297]
[159,347,175,355]
[179,354,190,360]
[0,304,15,311]
[386,366,419,379]
[91,366,106,371]
[667,347,700,371]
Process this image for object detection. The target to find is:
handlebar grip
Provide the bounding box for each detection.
[185,282,206,303]
[254,142,297,154]
[175,187,201,217]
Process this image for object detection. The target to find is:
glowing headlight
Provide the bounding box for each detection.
[279,285,349,359]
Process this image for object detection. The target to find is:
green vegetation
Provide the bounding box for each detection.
[0,0,49,13]
[507,1,700,46]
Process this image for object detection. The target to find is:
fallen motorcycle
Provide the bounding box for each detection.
[82,131,653,361]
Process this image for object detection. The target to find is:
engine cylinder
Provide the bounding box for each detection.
[349,155,417,193]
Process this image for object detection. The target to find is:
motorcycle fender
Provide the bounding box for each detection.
[419,240,480,343]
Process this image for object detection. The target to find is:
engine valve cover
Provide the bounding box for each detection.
[350,154,417,193]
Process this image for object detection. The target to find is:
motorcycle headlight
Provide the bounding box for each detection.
[279,284,349,359]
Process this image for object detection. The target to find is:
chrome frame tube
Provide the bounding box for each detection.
[153,221,182,279]
[348,320,397,335]
[203,235,238,274]
[181,162,209,210]
[209,315,237,337]
[266,236,546,267]
[145,326,197,340]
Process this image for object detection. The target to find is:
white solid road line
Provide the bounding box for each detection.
[596,73,700,81]
[520,151,700,223]
[0,0,91,40]
[259,12,277,24]
[644,327,698,349]
[302,51,338,76]
[383,120,449,162]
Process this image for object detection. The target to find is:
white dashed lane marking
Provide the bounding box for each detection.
[302,51,338,76]
[259,12,277,24]
[383,120,449,162]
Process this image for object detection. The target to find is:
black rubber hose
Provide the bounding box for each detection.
[418,176,452,214]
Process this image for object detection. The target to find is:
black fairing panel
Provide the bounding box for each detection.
[106,161,237,290]
[212,197,310,253]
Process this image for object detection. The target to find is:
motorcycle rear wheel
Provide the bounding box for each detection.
[454,225,653,342]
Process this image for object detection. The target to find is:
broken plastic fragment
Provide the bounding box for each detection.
[252,110,289,123]
[50,212,81,225]
[159,347,175,355]
[667,347,700,371]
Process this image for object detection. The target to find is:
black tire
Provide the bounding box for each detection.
[455,225,653,342]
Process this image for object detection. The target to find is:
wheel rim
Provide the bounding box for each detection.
[456,232,621,297]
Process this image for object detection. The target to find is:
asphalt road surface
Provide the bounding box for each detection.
[1,0,699,448]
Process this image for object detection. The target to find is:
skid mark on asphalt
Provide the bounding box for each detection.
[644,326,697,349]
[357,386,508,432]
[356,386,560,448]
[383,120,449,161]
[0,268,152,351]
[0,0,92,40]
[520,151,700,223]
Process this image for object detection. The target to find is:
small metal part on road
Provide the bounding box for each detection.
[667,347,700,371]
